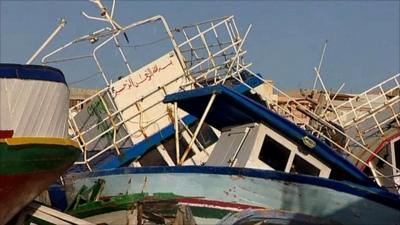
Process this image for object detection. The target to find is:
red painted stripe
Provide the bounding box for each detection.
[177,197,264,210]
[0,130,13,138]
[360,131,400,171]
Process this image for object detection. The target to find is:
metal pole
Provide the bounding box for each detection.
[179,93,216,164]
[27,18,66,64]
[313,67,343,127]
[174,102,180,163]
[312,40,328,90]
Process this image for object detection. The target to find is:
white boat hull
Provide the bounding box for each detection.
[65,166,400,225]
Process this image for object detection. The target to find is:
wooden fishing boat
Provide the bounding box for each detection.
[63,166,400,225]
[13,1,398,224]
[58,85,400,225]
[0,64,80,224]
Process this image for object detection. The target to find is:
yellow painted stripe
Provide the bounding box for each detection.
[0,137,79,148]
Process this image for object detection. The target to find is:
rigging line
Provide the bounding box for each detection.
[369,173,400,179]
[68,72,101,85]
[44,54,93,64]
[119,36,171,48]
[380,184,400,189]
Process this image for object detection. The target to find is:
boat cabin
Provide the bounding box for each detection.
[206,122,331,178]
[164,84,379,188]
[364,133,400,193]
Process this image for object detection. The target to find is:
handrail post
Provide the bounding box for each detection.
[179,93,216,164]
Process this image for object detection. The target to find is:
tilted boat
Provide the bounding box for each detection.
[0,64,80,224]
[59,85,400,225]
[269,74,400,194]
[40,1,400,193]
[12,0,398,223]
[37,0,268,173]
[259,42,400,193]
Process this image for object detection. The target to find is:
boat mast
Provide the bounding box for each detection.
[27,18,66,64]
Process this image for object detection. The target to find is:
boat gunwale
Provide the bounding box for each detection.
[0,137,79,148]
[0,63,67,85]
[65,165,400,211]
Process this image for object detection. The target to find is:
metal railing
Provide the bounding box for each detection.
[173,16,252,87]
[182,63,398,188]
[255,71,400,189]
[42,0,251,170]
[38,1,399,189]
[332,74,400,143]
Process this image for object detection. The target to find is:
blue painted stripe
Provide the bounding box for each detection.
[70,166,400,211]
[96,115,196,170]
[0,64,66,85]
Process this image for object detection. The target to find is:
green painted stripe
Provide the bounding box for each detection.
[69,193,148,218]
[68,191,234,220]
[0,143,80,175]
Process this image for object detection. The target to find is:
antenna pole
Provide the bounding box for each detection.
[312,40,328,90]
[88,0,122,29]
[27,18,66,64]
[314,67,344,127]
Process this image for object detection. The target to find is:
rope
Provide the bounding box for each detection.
[119,36,170,49]
[369,173,400,179]
[68,72,101,85]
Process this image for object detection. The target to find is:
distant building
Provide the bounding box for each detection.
[69,87,99,109]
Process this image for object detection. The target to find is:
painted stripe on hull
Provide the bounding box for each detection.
[0,137,78,147]
[0,130,13,138]
[0,64,67,84]
[0,142,80,225]
[0,142,80,175]
[66,168,400,225]
[178,198,264,211]
[68,166,400,210]
[361,131,400,170]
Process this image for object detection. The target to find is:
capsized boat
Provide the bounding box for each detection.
[0,64,80,224]
[37,0,272,172]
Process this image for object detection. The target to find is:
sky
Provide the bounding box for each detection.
[0,0,399,93]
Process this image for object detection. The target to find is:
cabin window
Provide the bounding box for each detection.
[161,137,190,165]
[138,146,169,166]
[394,140,400,170]
[258,135,290,171]
[189,122,219,149]
[255,124,331,178]
[290,156,320,176]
